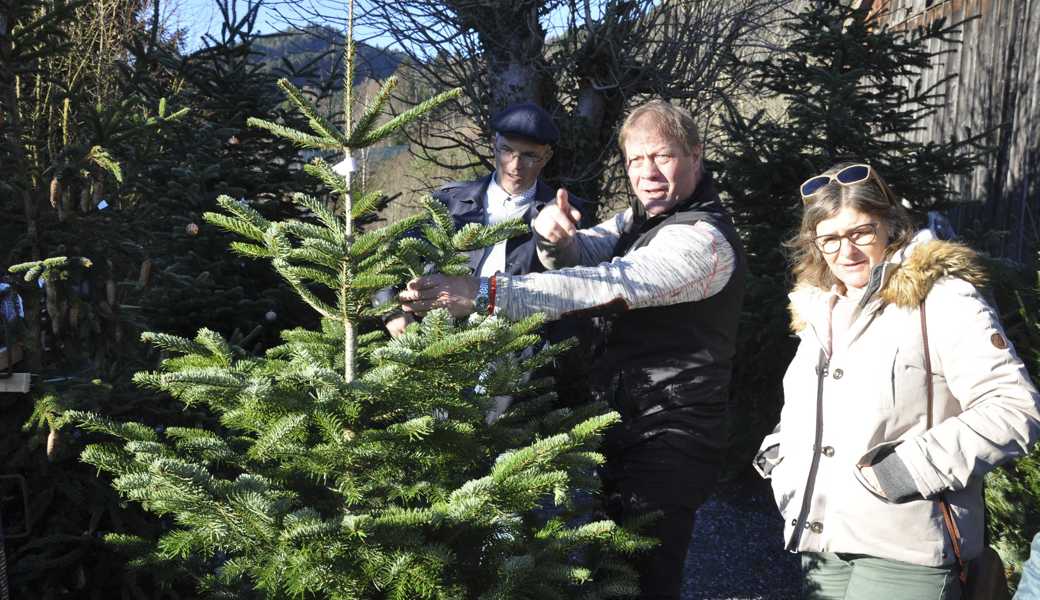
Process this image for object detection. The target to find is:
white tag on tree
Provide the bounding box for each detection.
[332,157,356,176]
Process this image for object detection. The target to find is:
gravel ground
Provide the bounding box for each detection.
[681,472,802,599]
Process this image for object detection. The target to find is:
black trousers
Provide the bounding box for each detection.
[602,433,721,600]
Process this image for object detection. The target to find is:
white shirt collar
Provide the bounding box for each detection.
[487,172,538,208]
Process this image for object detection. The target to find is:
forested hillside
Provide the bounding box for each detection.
[250,24,403,87]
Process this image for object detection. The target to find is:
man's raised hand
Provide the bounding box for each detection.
[533,188,581,246]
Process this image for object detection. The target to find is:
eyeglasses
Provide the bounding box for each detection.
[812,222,880,254]
[800,164,886,205]
[495,142,548,168]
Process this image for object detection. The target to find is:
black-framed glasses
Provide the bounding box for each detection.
[495,139,548,168]
[800,164,884,204]
[812,222,880,254]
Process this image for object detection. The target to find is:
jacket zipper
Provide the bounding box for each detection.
[786,348,828,551]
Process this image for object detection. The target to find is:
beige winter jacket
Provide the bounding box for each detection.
[756,236,1040,566]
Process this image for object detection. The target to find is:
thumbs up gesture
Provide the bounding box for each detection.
[534,188,582,246]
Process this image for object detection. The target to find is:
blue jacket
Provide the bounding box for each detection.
[433,175,598,407]
[433,174,590,276]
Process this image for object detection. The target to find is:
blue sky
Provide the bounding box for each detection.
[171,0,589,53]
[172,0,284,51]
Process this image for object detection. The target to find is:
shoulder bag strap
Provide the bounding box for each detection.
[921,301,968,583]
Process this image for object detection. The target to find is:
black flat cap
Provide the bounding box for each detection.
[490,101,560,145]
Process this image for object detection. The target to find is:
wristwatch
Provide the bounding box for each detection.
[474,277,490,314]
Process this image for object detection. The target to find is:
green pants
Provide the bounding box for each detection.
[802,552,961,600]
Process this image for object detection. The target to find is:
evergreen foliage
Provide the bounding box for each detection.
[123,3,336,342]
[715,0,985,474]
[69,10,646,598]
[1,0,349,595]
[981,259,1040,589]
[1,0,201,595]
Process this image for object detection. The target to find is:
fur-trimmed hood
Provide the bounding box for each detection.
[879,239,987,307]
[788,233,988,333]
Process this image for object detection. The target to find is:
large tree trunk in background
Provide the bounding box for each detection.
[473,3,551,113]
[337,0,787,217]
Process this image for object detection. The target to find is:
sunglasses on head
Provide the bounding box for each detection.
[800,164,887,205]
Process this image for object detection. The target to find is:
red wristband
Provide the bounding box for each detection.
[487,274,498,315]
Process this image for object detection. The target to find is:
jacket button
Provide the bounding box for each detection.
[791,519,798,527]
[810,521,824,534]
[832,368,844,379]
[822,446,835,457]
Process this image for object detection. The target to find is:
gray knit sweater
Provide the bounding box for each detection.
[494,208,736,320]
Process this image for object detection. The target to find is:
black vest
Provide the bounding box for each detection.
[599,172,747,455]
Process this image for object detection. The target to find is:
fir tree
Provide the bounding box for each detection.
[982,259,1040,590]
[2,1,370,593]
[123,0,334,344]
[715,0,984,472]
[69,7,647,598]
[1,0,203,595]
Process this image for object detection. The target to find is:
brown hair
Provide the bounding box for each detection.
[787,162,915,291]
[618,100,701,157]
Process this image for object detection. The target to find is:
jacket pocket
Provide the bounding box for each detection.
[768,460,798,518]
[873,347,899,412]
[892,348,930,417]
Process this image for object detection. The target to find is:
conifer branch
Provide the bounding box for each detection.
[246,117,340,150]
[228,241,273,259]
[140,331,208,355]
[87,145,123,182]
[274,268,338,319]
[276,78,350,146]
[352,190,385,220]
[346,76,398,146]
[286,245,342,271]
[69,411,160,442]
[304,158,348,195]
[215,194,272,234]
[356,88,463,147]
[291,192,345,239]
[351,214,427,259]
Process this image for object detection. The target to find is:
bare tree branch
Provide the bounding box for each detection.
[273,0,793,209]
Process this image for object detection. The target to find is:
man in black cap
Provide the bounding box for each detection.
[384,101,592,337]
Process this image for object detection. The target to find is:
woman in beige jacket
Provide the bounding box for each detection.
[755,162,1040,599]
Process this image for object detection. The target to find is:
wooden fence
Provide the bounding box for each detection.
[870,0,1039,261]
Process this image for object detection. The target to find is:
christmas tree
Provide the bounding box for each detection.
[1,0,451,595]
[68,7,646,598]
